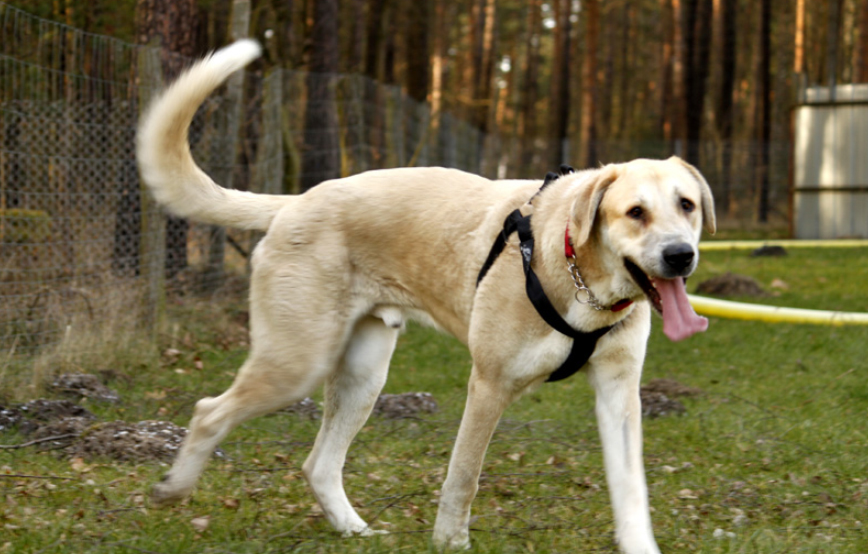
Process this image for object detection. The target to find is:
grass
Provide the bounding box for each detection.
[2,248,867,553]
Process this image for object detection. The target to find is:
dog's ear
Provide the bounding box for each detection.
[669,156,717,235]
[570,165,620,248]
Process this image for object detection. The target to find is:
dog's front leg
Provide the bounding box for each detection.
[587,361,661,554]
[433,372,513,550]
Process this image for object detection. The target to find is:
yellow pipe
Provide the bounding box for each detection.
[700,239,868,251]
[688,295,868,326]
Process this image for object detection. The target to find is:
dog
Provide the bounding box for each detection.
[137,40,715,554]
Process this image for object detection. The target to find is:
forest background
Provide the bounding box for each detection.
[10,0,863,226]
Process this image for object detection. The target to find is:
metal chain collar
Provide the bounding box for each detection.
[566,255,607,311]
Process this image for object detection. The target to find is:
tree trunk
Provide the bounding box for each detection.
[300,0,341,191]
[431,0,446,157]
[755,0,771,223]
[131,0,199,279]
[659,0,675,143]
[517,0,541,177]
[855,0,868,81]
[548,0,572,168]
[405,0,429,103]
[715,0,737,215]
[827,0,843,98]
[684,0,713,165]
[579,0,599,168]
[671,0,685,156]
[475,0,496,136]
[363,0,385,168]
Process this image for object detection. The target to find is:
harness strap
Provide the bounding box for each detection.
[477,208,613,383]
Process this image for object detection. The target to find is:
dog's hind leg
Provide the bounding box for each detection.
[150,350,328,507]
[302,316,399,536]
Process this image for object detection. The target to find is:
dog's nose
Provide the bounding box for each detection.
[662,243,695,274]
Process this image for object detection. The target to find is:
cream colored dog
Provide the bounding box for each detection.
[137,41,715,554]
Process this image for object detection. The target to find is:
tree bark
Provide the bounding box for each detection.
[363,0,385,167]
[659,0,675,143]
[132,0,199,279]
[755,0,771,223]
[855,0,868,81]
[826,0,843,98]
[548,0,571,168]
[579,0,599,168]
[405,0,429,103]
[714,0,737,215]
[517,0,541,177]
[300,0,341,191]
[683,0,713,165]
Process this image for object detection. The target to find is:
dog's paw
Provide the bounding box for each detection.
[432,530,471,551]
[340,526,388,538]
[149,479,189,508]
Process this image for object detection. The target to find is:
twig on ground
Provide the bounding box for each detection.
[0,433,79,449]
[0,473,75,480]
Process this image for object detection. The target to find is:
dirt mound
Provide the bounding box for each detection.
[0,407,23,432]
[639,390,686,419]
[751,245,787,257]
[50,373,120,403]
[695,272,767,297]
[373,392,438,419]
[0,397,228,463]
[639,379,703,419]
[31,416,93,440]
[67,420,191,463]
[11,399,96,435]
[642,378,703,398]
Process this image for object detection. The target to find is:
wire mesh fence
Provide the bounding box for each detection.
[0,3,792,390]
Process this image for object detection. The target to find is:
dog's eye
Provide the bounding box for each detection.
[627,206,644,220]
[681,198,695,213]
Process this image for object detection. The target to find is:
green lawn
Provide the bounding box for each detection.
[2,248,867,553]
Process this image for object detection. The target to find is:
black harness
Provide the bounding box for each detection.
[476,168,614,383]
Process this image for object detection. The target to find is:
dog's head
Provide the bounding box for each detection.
[570,157,715,341]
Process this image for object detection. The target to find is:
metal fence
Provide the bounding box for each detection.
[0,3,792,388]
[0,3,489,385]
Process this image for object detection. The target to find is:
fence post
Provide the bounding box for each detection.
[136,44,166,336]
[205,0,250,290]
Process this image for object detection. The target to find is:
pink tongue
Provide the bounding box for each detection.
[651,277,708,342]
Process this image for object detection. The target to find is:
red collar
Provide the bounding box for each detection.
[564,222,633,312]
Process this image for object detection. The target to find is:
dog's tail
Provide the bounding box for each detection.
[137,40,289,231]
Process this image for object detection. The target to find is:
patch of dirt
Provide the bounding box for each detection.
[31,416,94,440]
[642,378,704,398]
[50,373,120,403]
[751,245,787,257]
[639,379,703,419]
[66,420,194,463]
[0,406,23,432]
[373,392,438,419]
[0,397,228,463]
[12,399,96,434]
[640,390,686,419]
[695,272,767,297]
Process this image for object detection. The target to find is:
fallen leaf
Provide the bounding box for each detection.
[191,516,210,532]
[770,278,789,290]
[70,458,90,473]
